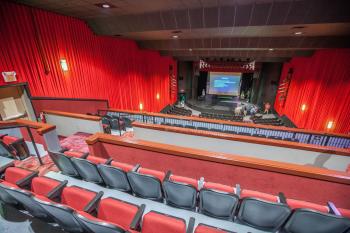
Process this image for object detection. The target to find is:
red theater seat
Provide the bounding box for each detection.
[170,175,198,188]
[203,182,235,193]
[31,176,64,197]
[241,189,278,202]
[127,167,166,201]
[86,156,108,164]
[339,208,350,218]
[163,172,198,210]
[110,161,134,172]
[61,186,99,211]
[286,198,329,213]
[75,197,143,233]
[138,167,166,181]
[63,150,88,158]
[3,167,37,187]
[141,211,187,233]
[195,224,231,233]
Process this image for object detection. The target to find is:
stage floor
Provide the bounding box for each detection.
[186,98,251,115]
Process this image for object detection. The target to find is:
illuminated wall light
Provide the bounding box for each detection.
[139,103,143,111]
[60,59,68,71]
[156,93,160,100]
[326,121,334,129]
[301,104,307,112]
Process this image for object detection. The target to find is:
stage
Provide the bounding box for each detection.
[186,96,252,115]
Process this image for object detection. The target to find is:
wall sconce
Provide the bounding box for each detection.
[60,59,68,71]
[156,93,160,100]
[301,104,307,112]
[139,103,143,111]
[326,121,334,129]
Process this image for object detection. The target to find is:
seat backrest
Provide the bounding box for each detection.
[97,164,131,192]
[97,197,139,230]
[31,177,62,196]
[49,151,80,177]
[141,211,186,233]
[4,186,52,220]
[163,180,197,211]
[195,224,234,233]
[71,157,104,184]
[0,183,18,205]
[283,209,350,233]
[75,211,126,233]
[199,189,239,220]
[127,172,163,202]
[4,167,33,185]
[36,198,84,233]
[61,186,97,211]
[237,198,291,232]
[241,189,278,202]
[286,198,329,213]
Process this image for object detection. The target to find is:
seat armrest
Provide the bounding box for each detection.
[84,191,104,213]
[163,171,172,182]
[81,152,89,159]
[105,158,113,165]
[130,204,146,230]
[186,217,195,233]
[235,184,241,197]
[328,201,341,216]
[59,148,69,153]
[278,192,287,204]
[132,164,141,172]
[47,180,68,199]
[16,170,39,188]
[0,134,8,139]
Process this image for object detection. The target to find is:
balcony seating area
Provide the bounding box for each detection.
[2,150,349,233]
[199,112,243,122]
[0,134,30,160]
[166,106,192,116]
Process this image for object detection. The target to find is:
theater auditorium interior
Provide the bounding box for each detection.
[0,0,350,232]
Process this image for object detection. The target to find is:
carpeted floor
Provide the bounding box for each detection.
[14,131,134,176]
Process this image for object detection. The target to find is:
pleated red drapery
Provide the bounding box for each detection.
[0,1,177,112]
[274,49,350,134]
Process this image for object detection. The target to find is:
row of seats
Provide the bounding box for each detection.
[252,118,284,126]
[199,113,243,122]
[1,166,350,233]
[0,134,30,160]
[166,106,192,116]
[47,150,350,232]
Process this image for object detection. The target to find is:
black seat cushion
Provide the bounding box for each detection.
[163,181,197,210]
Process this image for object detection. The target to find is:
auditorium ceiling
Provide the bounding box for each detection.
[14,0,350,62]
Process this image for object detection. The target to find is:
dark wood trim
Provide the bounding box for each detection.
[0,119,56,135]
[85,133,350,185]
[133,122,350,156]
[43,110,102,121]
[31,96,109,108]
[100,108,350,139]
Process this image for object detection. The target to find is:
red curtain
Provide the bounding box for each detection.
[0,1,177,112]
[274,49,350,134]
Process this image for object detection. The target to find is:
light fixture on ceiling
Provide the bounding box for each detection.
[95,3,116,9]
[172,35,179,39]
[294,31,303,35]
[189,48,192,52]
[269,48,274,51]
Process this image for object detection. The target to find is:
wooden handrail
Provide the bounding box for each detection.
[86,132,350,185]
[44,110,101,121]
[133,122,350,156]
[99,108,350,138]
[0,119,56,135]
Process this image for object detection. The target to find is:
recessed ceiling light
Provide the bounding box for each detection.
[269,48,274,51]
[94,3,116,9]
[172,35,178,39]
[189,48,192,52]
[294,31,303,35]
